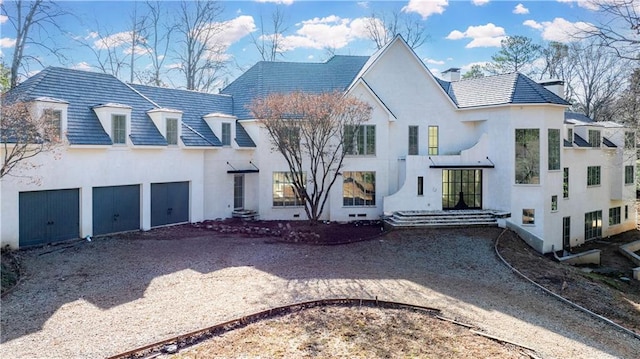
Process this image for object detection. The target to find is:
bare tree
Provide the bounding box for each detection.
[174,0,226,92]
[615,67,640,129]
[250,91,371,222]
[485,35,541,76]
[126,4,149,84]
[565,39,629,122]
[79,25,130,80]
[1,100,61,178]
[1,0,69,88]
[365,10,427,50]
[539,41,570,80]
[582,0,639,60]
[0,63,11,94]
[250,7,288,61]
[138,1,175,86]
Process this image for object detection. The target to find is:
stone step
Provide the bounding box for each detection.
[384,209,502,229]
[386,221,498,228]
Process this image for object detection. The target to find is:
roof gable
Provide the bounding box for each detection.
[221,55,369,119]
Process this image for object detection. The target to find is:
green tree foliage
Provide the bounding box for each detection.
[462,64,485,79]
[485,35,541,76]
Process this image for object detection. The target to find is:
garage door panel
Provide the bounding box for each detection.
[151,182,189,227]
[93,185,140,235]
[19,189,79,247]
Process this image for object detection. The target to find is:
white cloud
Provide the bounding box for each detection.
[523,19,543,30]
[472,0,490,6]
[424,58,445,65]
[461,61,490,73]
[402,0,448,19]
[0,37,16,48]
[523,17,595,42]
[277,15,376,51]
[557,0,600,11]
[0,14,8,24]
[513,3,529,14]
[255,0,294,5]
[446,23,506,48]
[196,15,256,59]
[72,62,93,71]
[93,31,133,50]
[357,1,369,8]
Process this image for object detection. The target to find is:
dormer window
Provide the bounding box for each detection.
[221,122,231,146]
[44,109,62,141]
[112,115,127,144]
[588,129,601,148]
[166,118,179,145]
[567,128,573,143]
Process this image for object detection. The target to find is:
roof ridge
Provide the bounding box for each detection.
[130,83,233,97]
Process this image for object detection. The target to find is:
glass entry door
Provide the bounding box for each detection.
[233,175,244,210]
[442,169,482,210]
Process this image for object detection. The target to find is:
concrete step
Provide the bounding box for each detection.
[384,210,503,229]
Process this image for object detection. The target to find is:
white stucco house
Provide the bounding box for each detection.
[1,36,636,253]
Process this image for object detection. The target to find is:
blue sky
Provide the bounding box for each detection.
[0,0,601,86]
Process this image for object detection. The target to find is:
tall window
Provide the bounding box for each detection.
[625,165,634,185]
[428,126,439,155]
[563,167,569,198]
[562,217,571,247]
[44,109,62,141]
[548,129,560,170]
[625,205,629,220]
[408,126,419,155]
[515,129,540,184]
[166,118,178,145]
[584,210,602,241]
[345,125,375,155]
[551,195,558,211]
[587,166,601,186]
[272,172,305,207]
[221,122,231,146]
[625,131,635,149]
[343,171,376,206]
[112,114,127,144]
[417,176,424,196]
[609,207,621,225]
[588,129,601,148]
[567,128,573,143]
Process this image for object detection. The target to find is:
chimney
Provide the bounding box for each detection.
[441,68,461,82]
[538,79,565,99]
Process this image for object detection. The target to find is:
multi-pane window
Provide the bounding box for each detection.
[272,171,305,207]
[588,129,601,148]
[551,195,558,211]
[417,176,424,196]
[548,129,560,170]
[44,109,62,141]
[522,209,535,225]
[584,210,602,241]
[221,122,231,146]
[515,129,540,184]
[587,166,601,186]
[562,217,571,247]
[563,167,569,198]
[625,131,635,149]
[343,171,376,206]
[166,118,178,145]
[428,126,439,155]
[112,114,127,144]
[625,165,634,185]
[567,128,573,143]
[609,207,621,226]
[408,126,419,155]
[345,125,375,155]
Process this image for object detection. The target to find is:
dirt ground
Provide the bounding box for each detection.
[165,306,531,359]
[496,229,640,335]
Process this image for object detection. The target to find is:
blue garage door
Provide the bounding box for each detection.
[19,189,80,247]
[93,185,140,236]
[151,182,189,227]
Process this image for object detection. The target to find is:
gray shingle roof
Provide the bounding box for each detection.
[235,121,256,148]
[564,111,594,124]
[130,84,233,147]
[573,134,591,147]
[5,67,165,145]
[221,55,369,119]
[439,73,570,108]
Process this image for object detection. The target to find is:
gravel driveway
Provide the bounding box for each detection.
[1,227,638,359]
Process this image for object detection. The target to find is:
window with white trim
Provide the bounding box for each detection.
[588,130,601,148]
[343,171,376,206]
[272,172,305,207]
[112,114,127,144]
[345,125,375,156]
[222,122,231,146]
[166,118,178,145]
[587,166,601,186]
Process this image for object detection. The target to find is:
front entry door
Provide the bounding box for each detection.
[234,174,244,210]
[442,169,482,210]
